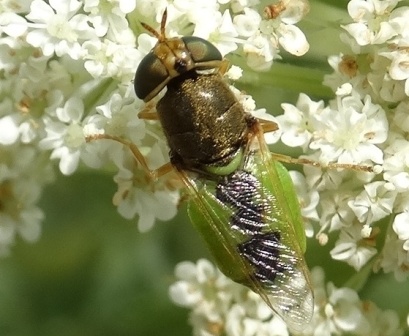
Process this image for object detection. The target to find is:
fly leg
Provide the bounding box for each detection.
[86,107,175,181]
[138,100,159,120]
[85,133,174,180]
[250,118,374,173]
[269,152,374,173]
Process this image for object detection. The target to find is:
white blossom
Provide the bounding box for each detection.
[39,96,86,175]
[330,223,377,270]
[233,8,261,37]
[0,12,27,37]
[379,230,409,282]
[277,93,323,150]
[25,0,96,59]
[343,0,398,46]
[0,145,52,255]
[111,142,179,232]
[83,0,136,37]
[310,93,388,165]
[83,38,142,80]
[194,9,239,56]
[170,261,405,336]
[0,115,20,145]
[348,181,397,225]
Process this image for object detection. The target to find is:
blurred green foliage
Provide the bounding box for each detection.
[0,172,209,336]
[2,170,408,336]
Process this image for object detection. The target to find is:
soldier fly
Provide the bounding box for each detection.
[88,8,373,332]
[131,9,314,331]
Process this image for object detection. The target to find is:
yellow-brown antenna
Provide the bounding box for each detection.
[140,8,168,42]
[160,8,167,38]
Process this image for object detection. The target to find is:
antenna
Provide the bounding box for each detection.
[140,8,168,42]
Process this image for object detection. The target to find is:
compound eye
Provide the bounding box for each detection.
[134,36,223,102]
[134,51,168,101]
[182,36,222,66]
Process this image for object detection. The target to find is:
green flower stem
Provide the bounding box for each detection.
[343,258,376,292]
[300,1,351,59]
[81,78,118,117]
[305,0,351,27]
[237,60,333,99]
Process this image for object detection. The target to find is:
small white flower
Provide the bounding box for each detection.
[330,223,377,270]
[303,267,404,335]
[318,188,357,234]
[303,159,347,192]
[83,38,142,80]
[111,143,179,232]
[0,115,20,145]
[277,93,324,150]
[90,91,146,144]
[243,32,278,71]
[348,181,397,225]
[114,182,179,232]
[343,0,398,46]
[384,51,409,82]
[25,0,96,59]
[0,12,27,37]
[368,54,407,102]
[310,93,388,165]
[392,212,409,251]
[277,23,309,56]
[233,8,261,37]
[194,9,238,56]
[169,259,234,335]
[324,54,371,98]
[259,2,309,57]
[363,303,404,336]
[0,146,51,255]
[226,65,243,80]
[383,138,409,192]
[39,96,86,175]
[379,233,409,281]
[169,259,221,307]
[325,284,366,332]
[83,0,136,37]
[279,0,310,25]
[169,259,289,336]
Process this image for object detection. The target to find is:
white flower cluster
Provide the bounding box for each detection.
[169,259,404,336]
[277,88,390,272]
[0,1,308,251]
[277,0,409,282]
[136,0,309,70]
[1,0,408,333]
[301,267,403,336]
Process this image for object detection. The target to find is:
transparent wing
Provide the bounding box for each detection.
[178,131,313,332]
[242,132,314,331]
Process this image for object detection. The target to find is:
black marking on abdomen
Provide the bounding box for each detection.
[216,170,286,284]
[216,171,269,235]
[238,232,286,284]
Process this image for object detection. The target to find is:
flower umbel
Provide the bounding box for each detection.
[169,261,404,336]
